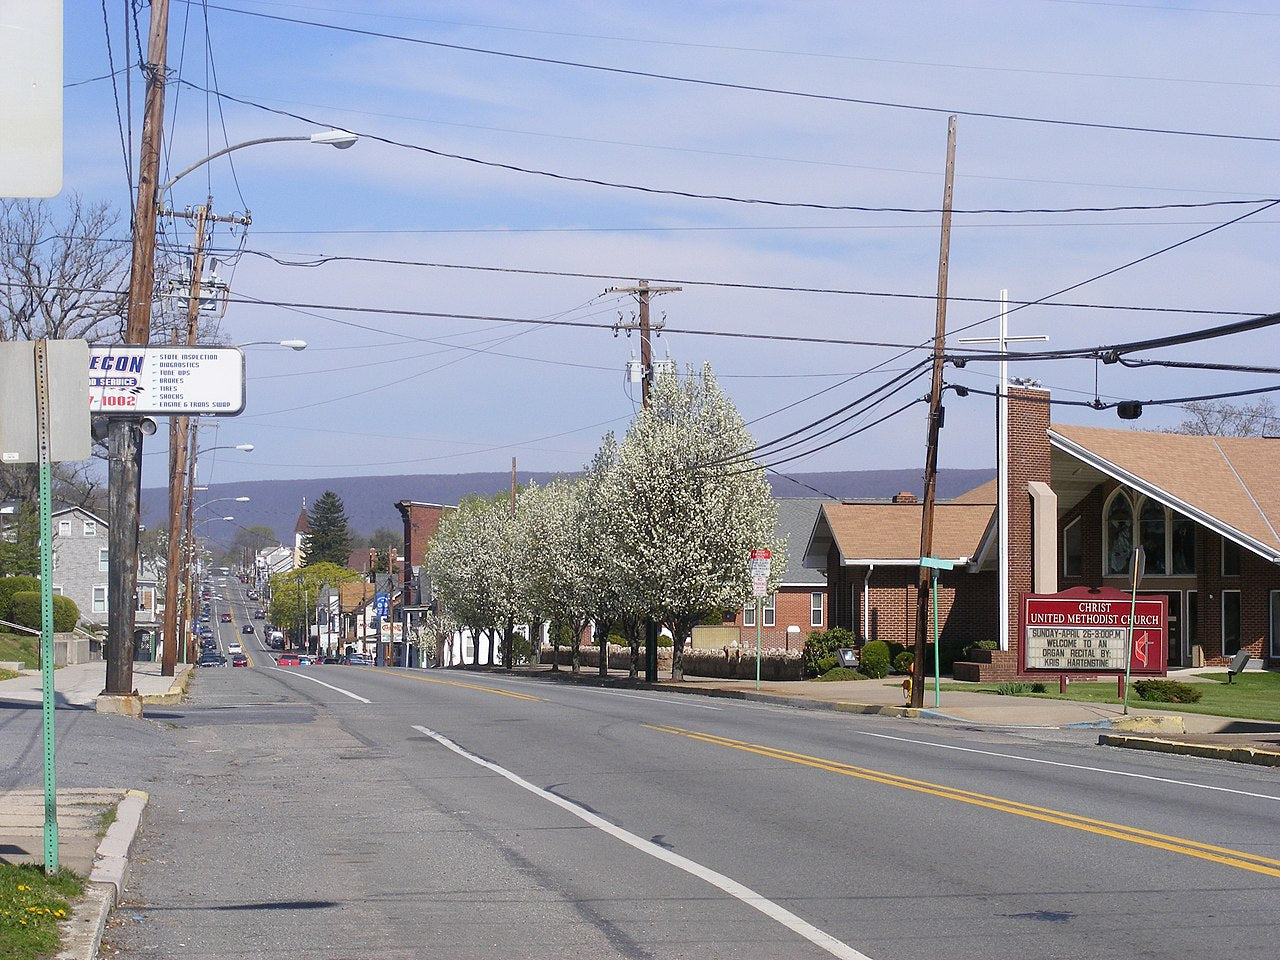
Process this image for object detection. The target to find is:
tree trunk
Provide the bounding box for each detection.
[503,617,513,670]
[626,617,640,680]
[551,618,560,671]
[487,628,497,668]
[670,620,693,682]
[570,622,581,675]
[597,622,609,677]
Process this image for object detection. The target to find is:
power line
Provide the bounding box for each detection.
[192,2,1280,144]
[172,79,1280,217]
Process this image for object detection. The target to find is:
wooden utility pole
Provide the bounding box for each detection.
[605,280,681,682]
[606,280,681,408]
[106,0,170,699]
[912,115,957,709]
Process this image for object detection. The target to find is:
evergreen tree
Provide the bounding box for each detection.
[302,491,354,567]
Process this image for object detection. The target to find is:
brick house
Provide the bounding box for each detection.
[804,489,996,656]
[724,498,831,652]
[806,385,1280,680]
[394,500,453,609]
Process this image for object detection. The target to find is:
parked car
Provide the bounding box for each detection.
[346,654,373,666]
[219,613,232,623]
[276,653,301,666]
[231,654,248,667]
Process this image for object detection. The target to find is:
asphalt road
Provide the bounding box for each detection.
[3,577,1277,959]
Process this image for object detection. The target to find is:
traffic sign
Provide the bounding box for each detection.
[88,345,245,416]
[748,548,771,598]
[374,593,390,617]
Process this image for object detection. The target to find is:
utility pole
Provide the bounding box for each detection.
[605,280,681,682]
[912,115,957,710]
[180,421,200,663]
[105,0,170,701]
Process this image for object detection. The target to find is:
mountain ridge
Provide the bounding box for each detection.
[141,468,995,547]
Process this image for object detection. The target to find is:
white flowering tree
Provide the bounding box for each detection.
[425,494,521,666]
[517,472,613,675]
[602,364,785,680]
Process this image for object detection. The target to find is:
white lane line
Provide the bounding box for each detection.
[853,729,1280,802]
[412,724,870,960]
[268,668,370,703]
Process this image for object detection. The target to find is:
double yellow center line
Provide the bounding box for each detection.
[646,724,1280,878]
[366,667,545,702]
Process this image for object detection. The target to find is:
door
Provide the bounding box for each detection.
[1141,591,1182,667]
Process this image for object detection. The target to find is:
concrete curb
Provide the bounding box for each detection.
[1098,734,1280,767]
[141,666,192,706]
[57,789,148,960]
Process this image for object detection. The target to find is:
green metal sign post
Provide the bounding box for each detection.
[920,556,956,709]
[34,342,59,873]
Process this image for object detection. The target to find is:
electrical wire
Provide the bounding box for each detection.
[191,2,1280,144]
[172,79,1280,217]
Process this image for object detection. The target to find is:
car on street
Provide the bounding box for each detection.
[275,653,301,666]
[197,653,227,668]
[227,641,243,655]
[219,613,232,623]
[231,654,248,667]
[253,609,265,619]
[346,654,373,666]
[241,624,255,634]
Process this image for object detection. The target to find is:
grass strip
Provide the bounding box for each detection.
[0,864,84,960]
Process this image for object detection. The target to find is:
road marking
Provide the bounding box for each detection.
[267,668,370,703]
[647,724,1280,879]
[476,674,723,710]
[366,667,544,702]
[412,724,870,960]
[850,729,1280,802]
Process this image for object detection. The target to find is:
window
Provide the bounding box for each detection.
[810,591,824,628]
[763,594,776,628]
[99,548,109,571]
[83,519,96,537]
[1271,591,1280,660]
[1139,501,1166,575]
[1222,590,1241,657]
[742,602,756,627]
[1171,516,1196,575]
[1105,492,1134,575]
[92,586,107,614]
[51,549,58,571]
[57,519,71,537]
[1222,537,1241,577]
[1063,517,1083,578]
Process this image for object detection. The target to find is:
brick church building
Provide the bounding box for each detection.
[805,386,1280,679]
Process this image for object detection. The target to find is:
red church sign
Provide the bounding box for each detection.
[1020,587,1166,676]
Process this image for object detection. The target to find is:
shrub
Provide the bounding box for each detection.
[1133,679,1202,704]
[8,591,79,633]
[996,682,1033,696]
[0,575,41,619]
[1031,682,1047,694]
[961,639,999,660]
[814,666,867,682]
[892,651,915,675]
[813,655,839,675]
[859,640,891,679]
[802,626,857,678]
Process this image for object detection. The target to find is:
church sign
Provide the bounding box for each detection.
[1020,586,1166,676]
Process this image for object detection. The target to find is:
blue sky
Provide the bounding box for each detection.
[55,1,1280,490]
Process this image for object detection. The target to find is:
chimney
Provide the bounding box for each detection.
[892,492,918,504]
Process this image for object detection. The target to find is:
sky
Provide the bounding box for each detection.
[51,0,1280,494]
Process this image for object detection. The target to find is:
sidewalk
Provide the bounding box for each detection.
[0,659,191,709]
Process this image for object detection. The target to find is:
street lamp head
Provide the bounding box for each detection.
[280,339,307,351]
[234,444,254,452]
[309,129,358,149]
[234,496,251,502]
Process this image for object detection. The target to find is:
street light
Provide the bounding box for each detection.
[239,340,307,351]
[159,131,358,195]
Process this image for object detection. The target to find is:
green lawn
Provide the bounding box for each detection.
[939,670,1280,723]
[0,864,83,960]
[0,633,38,668]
